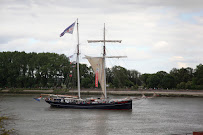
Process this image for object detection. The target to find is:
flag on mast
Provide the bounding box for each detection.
[60,22,75,37]
[34,96,42,102]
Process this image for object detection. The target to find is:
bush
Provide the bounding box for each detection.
[177,82,186,89]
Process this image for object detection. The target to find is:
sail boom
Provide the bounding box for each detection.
[84,56,102,59]
[106,56,127,58]
[84,56,127,59]
[88,40,122,43]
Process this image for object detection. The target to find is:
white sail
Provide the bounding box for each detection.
[86,56,105,98]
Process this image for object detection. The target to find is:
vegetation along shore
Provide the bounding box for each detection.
[0,51,202,96]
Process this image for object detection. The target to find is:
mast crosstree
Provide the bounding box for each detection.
[87,23,125,98]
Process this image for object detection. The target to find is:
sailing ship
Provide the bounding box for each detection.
[44,19,132,109]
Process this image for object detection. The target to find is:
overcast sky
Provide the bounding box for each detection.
[0,0,203,73]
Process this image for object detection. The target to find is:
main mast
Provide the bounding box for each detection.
[76,19,81,99]
[103,23,107,98]
[87,24,122,99]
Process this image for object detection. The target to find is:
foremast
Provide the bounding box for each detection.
[76,19,81,99]
[103,24,107,99]
[87,23,124,99]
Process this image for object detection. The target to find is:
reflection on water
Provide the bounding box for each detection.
[0,95,202,135]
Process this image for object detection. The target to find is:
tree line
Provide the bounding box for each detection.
[0,51,202,90]
[141,65,203,90]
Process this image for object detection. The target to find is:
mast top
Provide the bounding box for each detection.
[87,23,122,55]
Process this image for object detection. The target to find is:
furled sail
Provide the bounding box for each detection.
[85,56,105,98]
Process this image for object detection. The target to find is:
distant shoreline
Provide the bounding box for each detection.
[1,89,203,98]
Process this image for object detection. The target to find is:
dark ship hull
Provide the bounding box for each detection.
[45,100,132,110]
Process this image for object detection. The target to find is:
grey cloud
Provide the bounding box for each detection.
[0,0,202,73]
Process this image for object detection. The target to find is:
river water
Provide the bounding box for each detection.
[0,95,202,135]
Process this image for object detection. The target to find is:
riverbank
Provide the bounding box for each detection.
[1,89,203,97]
[71,90,203,97]
[0,116,14,135]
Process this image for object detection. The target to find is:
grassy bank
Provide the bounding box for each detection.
[67,90,203,98]
[0,116,14,135]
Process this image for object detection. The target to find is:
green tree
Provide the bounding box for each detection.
[79,64,94,88]
[170,67,194,89]
[140,73,151,88]
[193,64,203,89]
[146,74,160,88]
[112,66,133,88]
[106,68,113,87]
[127,70,141,87]
[161,74,176,89]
